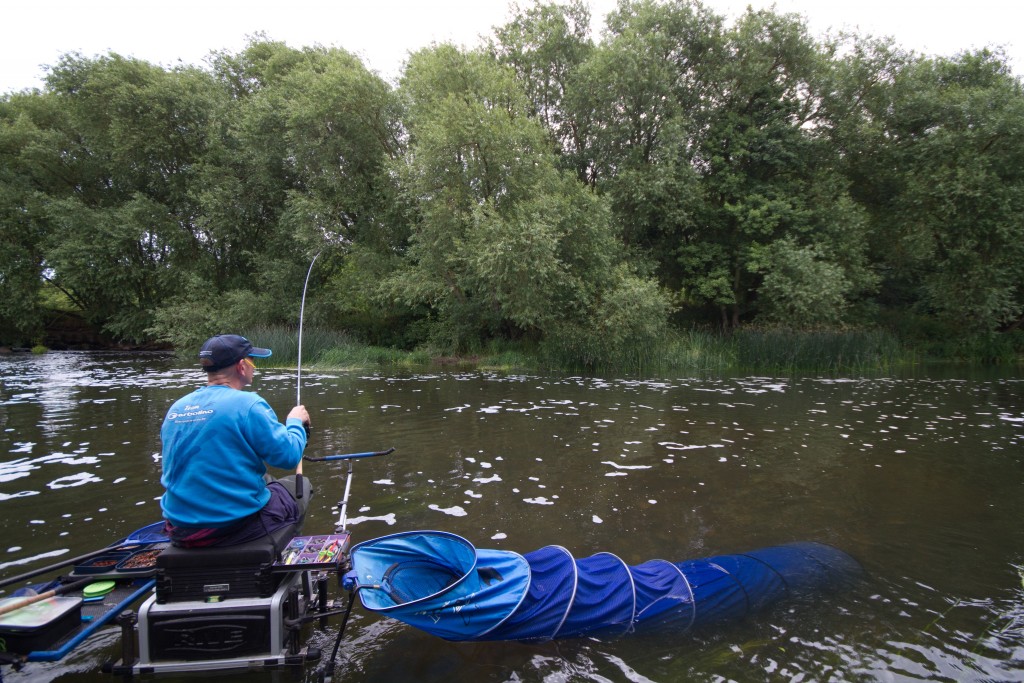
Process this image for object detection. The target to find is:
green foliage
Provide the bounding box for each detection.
[316,343,432,370]
[839,47,1024,334]
[0,91,64,344]
[750,238,855,327]
[1,15,1022,367]
[388,44,671,362]
[660,328,734,374]
[884,311,1024,363]
[238,325,359,368]
[541,266,674,372]
[490,0,594,172]
[146,284,268,353]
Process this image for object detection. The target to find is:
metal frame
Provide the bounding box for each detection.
[133,572,310,674]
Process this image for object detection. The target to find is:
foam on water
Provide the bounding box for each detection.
[346,513,397,526]
[48,472,102,489]
[428,504,468,517]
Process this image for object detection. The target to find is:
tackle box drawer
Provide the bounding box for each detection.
[155,565,281,603]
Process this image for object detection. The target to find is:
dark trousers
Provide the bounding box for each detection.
[169,475,314,549]
[270,473,313,517]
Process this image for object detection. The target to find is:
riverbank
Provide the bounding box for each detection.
[18,323,1021,375]
[238,325,1023,376]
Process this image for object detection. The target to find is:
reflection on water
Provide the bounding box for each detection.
[1,353,1023,682]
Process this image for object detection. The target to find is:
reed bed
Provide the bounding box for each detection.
[243,325,432,370]
[241,326,352,368]
[242,325,908,376]
[730,328,905,374]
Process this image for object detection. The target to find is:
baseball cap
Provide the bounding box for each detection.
[198,334,272,372]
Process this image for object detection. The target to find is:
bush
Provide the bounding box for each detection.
[541,269,674,373]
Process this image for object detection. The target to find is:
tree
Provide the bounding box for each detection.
[388,44,671,362]
[151,40,407,346]
[491,0,594,172]
[677,8,875,328]
[0,92,60,344]
[840,49,1024,333]
[1,55,225,342]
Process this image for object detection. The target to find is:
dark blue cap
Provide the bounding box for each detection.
[198,334,272,372]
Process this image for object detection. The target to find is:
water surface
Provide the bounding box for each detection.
[1,353,1022,681]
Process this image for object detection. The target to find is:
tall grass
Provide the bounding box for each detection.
[659,328,736,375]
[316,344,432,369]
[243,325,433,370]
[241,324,909,376]
[240,325,354,368]
[730,327,905,374]
[913,330,1023,364]
[538,326,907,376]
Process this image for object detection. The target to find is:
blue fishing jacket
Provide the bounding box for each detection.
[160,385,306,528]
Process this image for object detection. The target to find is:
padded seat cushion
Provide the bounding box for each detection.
[157,522,298,571]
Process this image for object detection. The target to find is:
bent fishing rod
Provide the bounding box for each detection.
[294,251,321,499]
[297,251,320,410]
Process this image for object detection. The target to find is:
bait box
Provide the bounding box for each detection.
[115,547,164,574]
[70,543,168,580]
[73,551,133,575]
[0,596,83,654]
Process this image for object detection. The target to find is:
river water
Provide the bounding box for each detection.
[1,352,1022,682]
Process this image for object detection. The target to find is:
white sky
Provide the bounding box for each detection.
[2,0,1021,94]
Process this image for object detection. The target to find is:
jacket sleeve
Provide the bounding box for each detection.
[243,396,307,469]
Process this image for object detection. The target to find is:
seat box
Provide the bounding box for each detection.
[143,600,275,661]
[155,536,286,603]
[138,573,300,665]
[0,596,82,654]
[155,565,281,603]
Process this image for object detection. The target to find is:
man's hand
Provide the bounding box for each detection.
[288,405,311,428]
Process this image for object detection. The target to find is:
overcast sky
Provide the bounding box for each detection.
[2,0,1021,94]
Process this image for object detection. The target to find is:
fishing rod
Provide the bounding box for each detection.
[302,449,395,536]
[297,251,321,408]
[294,251,321,500]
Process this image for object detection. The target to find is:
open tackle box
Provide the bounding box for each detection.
[274,533,351,571]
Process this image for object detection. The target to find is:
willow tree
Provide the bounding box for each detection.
[0,92,59,344]
[146,40,406,348]
[491,0,594,179]
[561,0,722,294]
[497,2,868,329]
[387,44,671,365]
[0,54,225,343]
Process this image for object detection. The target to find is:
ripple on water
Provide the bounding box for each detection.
[0,490,38,501]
